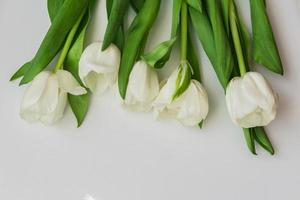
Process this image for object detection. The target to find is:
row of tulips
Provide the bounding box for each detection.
[11,0,283,155]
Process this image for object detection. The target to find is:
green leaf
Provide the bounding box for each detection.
[130,0,145,12]
[220,0,230,34]
[189,2,234,89]
[118,0,161,99]
[68,93,89,127]
[10,61,32,81]
[253,127,275,155]
[102,0,129,50]
[106,0,125,51]
[141,37,177,68]
[10,0,65,82]
[189,6,215,66]
[47,0,65,22]
[243,128,257,155]
[205,0,234,89]
[187,31,201,82]
[19,0,89,85]
[63,1,95,127]
[250,0,283,75]
[186,0,202,13]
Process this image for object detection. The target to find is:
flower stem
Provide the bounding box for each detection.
[180,1,188,61]
[53,11,85,72]
[229,1,247,76]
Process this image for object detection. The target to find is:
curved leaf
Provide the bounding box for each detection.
[141,37,177,68]
[102,0,129,50]
[253,127,275,155]
[20,0,89,85]
[105,0,125,51]
[10,61,32,81]
[205,0,234,89]
[250,0,283,75]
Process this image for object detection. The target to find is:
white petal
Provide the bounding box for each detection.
[152,69,179,115]
[20,71,58,122]
[56,70,87,95]
[20,71,51,117]
[79,42,120,92]
[125,61,159,111]
[40,91,67,125]
[36,73,59,115]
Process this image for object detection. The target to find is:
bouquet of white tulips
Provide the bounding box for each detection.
[10,0,283,155]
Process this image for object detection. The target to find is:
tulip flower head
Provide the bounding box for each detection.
[124,60,159,111]
[79,42,121,94]
[226,72,277,128]
[20,70,87,125]
[153,67,209,126]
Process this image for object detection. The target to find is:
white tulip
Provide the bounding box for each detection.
[124,60,159,111]
[153,69,209,126]
[20,70,87,125]
[79,42,121,94]
[225,72,277,128]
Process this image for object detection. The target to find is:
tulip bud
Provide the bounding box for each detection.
[79,42,121,94]
[153,69,209,126]
[20,70,87,125]
[225,72,277,128]
[124,60,159,111]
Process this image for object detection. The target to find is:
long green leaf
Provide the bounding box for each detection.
[189,6,215,65]
[63,1,95,127]
[250,0,283,75]
[106,0,125,51]
[102,0,129,50]
[205,0,234,89]
[118,0,161,99]
[190,3,233,89]
[47,0,65,22]
[20,0,89,85]
[10,0,66,81]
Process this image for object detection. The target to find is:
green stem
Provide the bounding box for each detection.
[229,1,246,76]
[53,11,85,72]
[180,1,188,61]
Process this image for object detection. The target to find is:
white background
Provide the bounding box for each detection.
[1,0,300,200]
